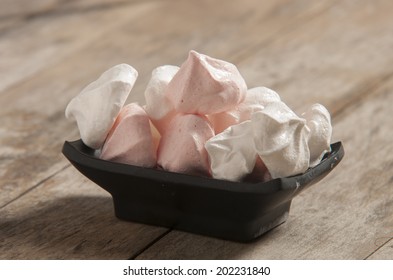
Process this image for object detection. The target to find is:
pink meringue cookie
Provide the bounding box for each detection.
[205,121,257,181]
[100,103,157,168]
[144,65,179,134]
[302,103,332,167]
[208,86,280,134]
[65,64,138,149]
[207,108,240,134]
[157,114,214,177]
[166,50,247,115]
[252,101,310,179]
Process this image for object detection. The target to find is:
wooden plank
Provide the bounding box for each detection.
[0,0,334,258]
[0,166,169,259]
[0,0,158,94]
[367,239,393,260]
[0,0,329,206]
[0,0,335,101]
[0,0,135,19]
[234,0,393,116]
[133,1,393,256]
[2,0,393,259]
[0,0,58,18]
[135,76,393,259]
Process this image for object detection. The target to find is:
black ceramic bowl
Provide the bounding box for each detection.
[62,140,344,242]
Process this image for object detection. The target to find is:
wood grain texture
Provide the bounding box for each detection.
[0,2,316,258]
[367,239,393,260]
[0,0,160,207]
[236,0,393,116]
[0,0,328,208]
[1,0,393,259]
[0,166,168,259]
[136,75,393,260]
[0,0,158,94]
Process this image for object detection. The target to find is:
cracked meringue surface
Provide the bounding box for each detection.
[205,120,256,181]
[252,101,311,179]
[302,103,332,167]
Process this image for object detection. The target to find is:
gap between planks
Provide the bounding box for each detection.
[0,0,154,36]
[128,228,172,260]
[4,59,391,260]
[365,236,393,260]
[329,70,393,123]
[0,0,341,257]
[129,72,393,260]
[229,0,340,64]
[0,0,331,209]
[0,164,71,210]
[3,0,393,259]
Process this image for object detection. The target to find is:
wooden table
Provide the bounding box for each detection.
[1,0,393,260]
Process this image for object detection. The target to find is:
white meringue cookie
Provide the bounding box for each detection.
[166,50,247,115]
[65,64,138,149]
[238,86,281,122]
[205,121,257,181]
[144,65,179,134]
[208,87,280,134]
[302,103,332,167]
[252,101,310,179]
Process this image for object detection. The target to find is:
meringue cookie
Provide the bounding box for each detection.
[207,109,240,134]
[252,101,310,179]
[144,65,179,134]
[166,50,247,115]
[157,114,214,176]
[302,104,332,167]
[205,120,257,181]
[208,86,280,134]
[238,86,281,122]
[65,64,138,149]
[100,103,157,167]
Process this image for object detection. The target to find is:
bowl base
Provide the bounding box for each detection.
[62,140,344,242]
[113,195,291,242]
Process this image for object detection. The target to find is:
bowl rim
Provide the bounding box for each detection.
[62,139,344,195]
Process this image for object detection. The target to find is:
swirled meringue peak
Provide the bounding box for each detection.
[205,121,257,181]
[166,50,247,115]
[100,103,157,167]
[144,65,179,134]
[65,64,138,149]
[157,114,214,177]
[302,103,332,167]
[252,101,310,179]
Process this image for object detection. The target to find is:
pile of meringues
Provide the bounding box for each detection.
[66,50,332,182]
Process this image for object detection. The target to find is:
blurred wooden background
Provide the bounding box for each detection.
[1,0,393,259]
